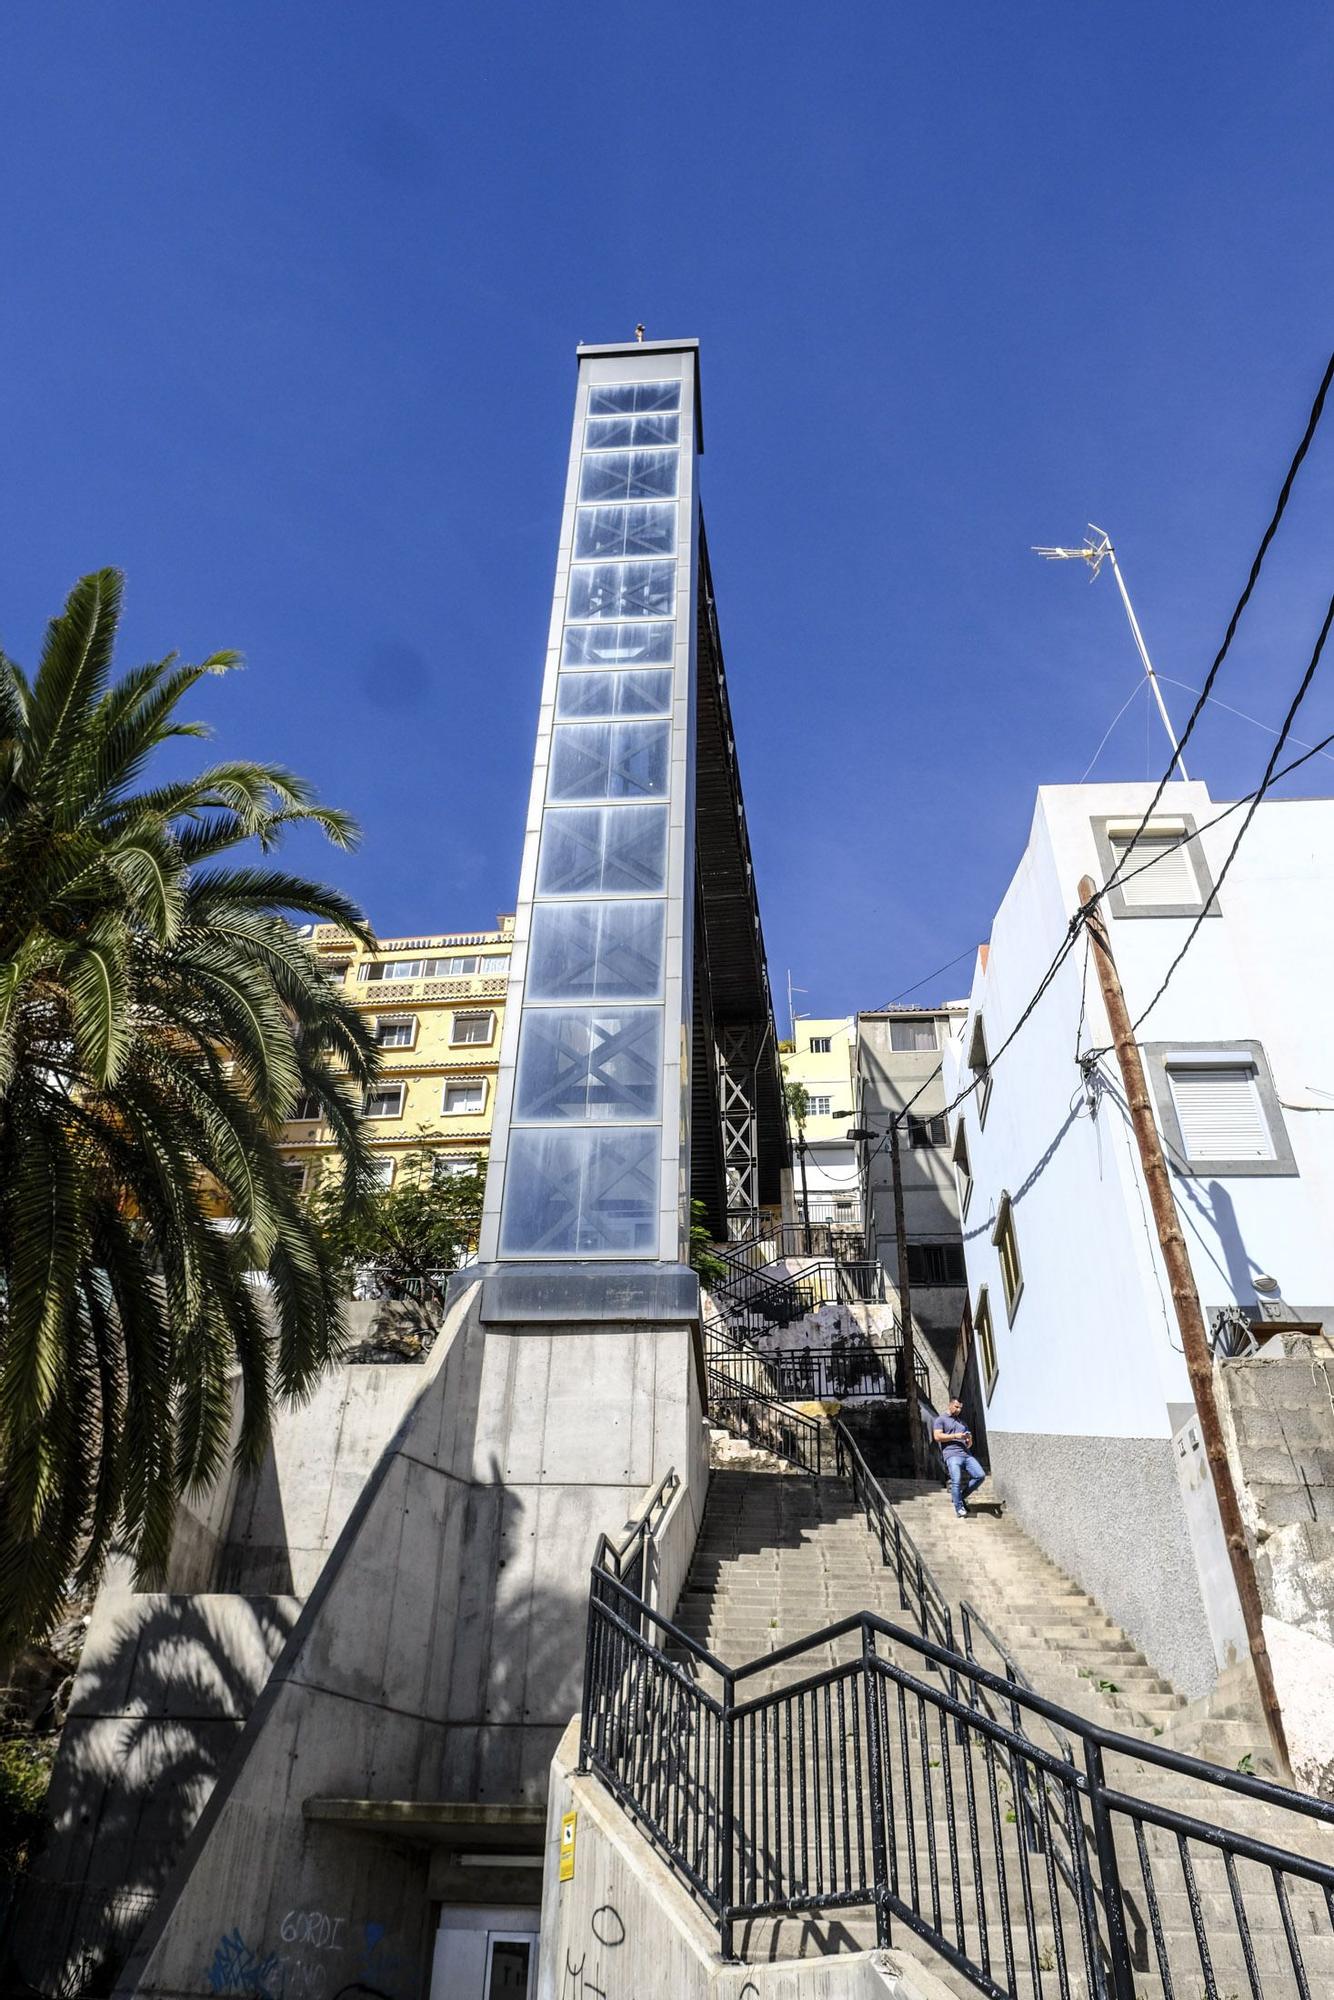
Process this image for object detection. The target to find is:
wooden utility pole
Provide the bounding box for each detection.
[889,1116,927,1478]
[1078,877,1291,1779]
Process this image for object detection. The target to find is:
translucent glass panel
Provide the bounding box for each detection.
[567,561,674,623]
[587,381,681,414]
[499,1126,660,1256]
[562,621,675,667]
[536,804,668,896]
[548,720,670,801]
[574,502,676,561]
[555,668,673,719]
[586,413,679,450]
[526,900,666,1001]
[579,451,678,502]
[514,1005,663,1121]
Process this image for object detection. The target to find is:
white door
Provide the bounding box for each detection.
[430,1906,538,1999]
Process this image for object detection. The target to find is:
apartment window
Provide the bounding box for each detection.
[375,1017,416,1049]
[289,1093,322,1123]
[1091,815,1218,921]
[368,1157,395,1189]
[974,1286,998,1398]
[322,960,351,984]
[451,1011,495,1046]
[890,1018,938,1053]
[282,1160,307,1195]
[807,1094,832,1118]
[953,1121,973,1218]
[363,1083,405,1120]
[905,1242,966,1285]
[992,1191,1023,1322]
[1144,1041,1297,1178]
[908,1112,948,1149]
[967,1016,993,1126]
[432,1154,479,1184]
[443,1079,487,1117]
[809,1036,832,1054]
[359,952,491,983]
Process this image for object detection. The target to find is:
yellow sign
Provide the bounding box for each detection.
[559,1810,577,1882]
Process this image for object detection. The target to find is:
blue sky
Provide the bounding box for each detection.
[5,5,1333,1019]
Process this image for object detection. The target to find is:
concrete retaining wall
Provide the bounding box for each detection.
[216,1359,425,1594]
[113,1277,709,1997]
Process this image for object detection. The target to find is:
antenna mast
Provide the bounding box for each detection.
[1034,526,1188,779]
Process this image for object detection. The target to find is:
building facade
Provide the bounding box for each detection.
[943,780,1334,1703]
[279,916,514,1192]
[781,1015,859,1228]
[854,1004,969,1358]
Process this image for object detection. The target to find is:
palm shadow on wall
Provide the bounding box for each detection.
[9,1594,298,1998]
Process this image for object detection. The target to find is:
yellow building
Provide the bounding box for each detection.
[781,1016,862,1227]
[280,915,515,1193]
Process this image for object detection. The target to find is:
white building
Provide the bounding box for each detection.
[943,780,1334,1701]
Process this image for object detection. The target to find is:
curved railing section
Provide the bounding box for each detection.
[704,1355,824,1476]
[578,1543,1334,1999]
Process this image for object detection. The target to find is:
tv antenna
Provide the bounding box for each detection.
[1033,525,1188,779]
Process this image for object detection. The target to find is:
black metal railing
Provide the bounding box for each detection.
[834,1418,958,1655]
[706,1324,924,1406]
[592,1465,681,1610]
[704,1360,824,1477]
[833,1417,1099,1945]
[580,1553,1334,1998]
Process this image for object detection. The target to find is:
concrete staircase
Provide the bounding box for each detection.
[663,1459,1334,1997]
[877,1481,1191,1748]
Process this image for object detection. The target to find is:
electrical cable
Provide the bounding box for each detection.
[847,344,1334,1172]
[870,943,984,1012]
[1128,586,1334,1034]
[1154,674,1334,770]
[1088,718,1334,903]
[1094,345,1334,904]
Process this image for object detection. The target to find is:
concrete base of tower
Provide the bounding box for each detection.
[102,1271,708,2000]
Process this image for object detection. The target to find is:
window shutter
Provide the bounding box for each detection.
[1168,1066,1274,1160]
[1112,835,1198,908]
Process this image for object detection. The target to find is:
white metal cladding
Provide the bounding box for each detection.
[1167,1063,1275,1161]
[482,347,699,1262]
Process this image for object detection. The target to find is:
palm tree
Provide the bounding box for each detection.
[0,570,379,1650]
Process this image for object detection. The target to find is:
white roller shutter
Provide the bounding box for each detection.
[1110,833,1198,908]
[1167,1065,1274,1161]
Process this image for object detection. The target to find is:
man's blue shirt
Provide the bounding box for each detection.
[935,1414,972,1461]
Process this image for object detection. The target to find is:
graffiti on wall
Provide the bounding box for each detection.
[205,1915,402,2000]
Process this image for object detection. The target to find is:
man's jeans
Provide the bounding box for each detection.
[946,1451,986,1513]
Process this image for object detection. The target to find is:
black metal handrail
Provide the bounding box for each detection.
[832,1416,1099,1959]
[833,1418,1076,1775]
[704,1360,824,1477]
[833,1417,957,1656]
[579,1551,1334,1998]
[591,1465,682,1607]
[705,1324,923,1405]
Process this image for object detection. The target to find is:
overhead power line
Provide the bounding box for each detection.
[870,942,983,1012]
[857,349,1334,1170]
[1128,587,1334,1033]
[1096,345,1334,904]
